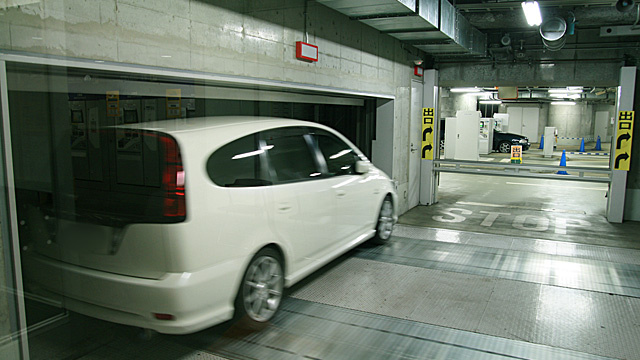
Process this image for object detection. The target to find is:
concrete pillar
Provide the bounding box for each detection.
[607,66,636,222]
[419,69,439,205]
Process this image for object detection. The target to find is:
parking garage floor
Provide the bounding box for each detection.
[27,149,640,360]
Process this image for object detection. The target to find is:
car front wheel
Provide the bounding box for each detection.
[498,141,511,153]
[371,195,394,245]
[235,248,284,328]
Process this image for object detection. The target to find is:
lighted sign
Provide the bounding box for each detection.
[511,145,523,164]
[296,41,318,62]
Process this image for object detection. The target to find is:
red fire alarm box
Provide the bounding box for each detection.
[414,66,424,77]
[296,41,318,62]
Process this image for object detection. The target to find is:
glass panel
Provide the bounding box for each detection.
[1,61,369,359]
[0,66,26,359]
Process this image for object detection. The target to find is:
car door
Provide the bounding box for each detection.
[261,127,336,275]
[312,129,379,245]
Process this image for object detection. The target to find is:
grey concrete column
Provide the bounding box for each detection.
[419,69,439,205]
[372,99,395,179]
[607,66,636,223]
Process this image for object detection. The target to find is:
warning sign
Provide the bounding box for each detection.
[511,145,522,164]
[421,108,435,160]
[614,111,634,171]
[106,91,120,117]
[166,89,182,118]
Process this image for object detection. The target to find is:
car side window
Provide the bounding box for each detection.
[261,127,321,184]
[314,130,360,177]
[206,133,272,187]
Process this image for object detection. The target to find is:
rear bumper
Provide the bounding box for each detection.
[22,252,243,334]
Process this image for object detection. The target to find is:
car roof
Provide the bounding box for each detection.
[115,116,315,135]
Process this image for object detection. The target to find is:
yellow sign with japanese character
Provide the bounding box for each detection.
[614,111,634,171]
[421,108,435,160]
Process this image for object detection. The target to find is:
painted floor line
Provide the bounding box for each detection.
[455,201,587,214]
[505,181,608,191]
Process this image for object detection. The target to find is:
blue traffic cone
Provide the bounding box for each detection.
[539,134,544,149]
[579,138,585,152]
[595,136,602,151]
[557,150,568,175]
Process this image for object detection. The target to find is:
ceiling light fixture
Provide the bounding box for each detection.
[450,87,482,93]
[479,100,502,105]
[548,88,583,93]
[521,1,542,26]
[551,101,576,105]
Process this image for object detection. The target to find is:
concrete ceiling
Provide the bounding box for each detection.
[447,0,640,63]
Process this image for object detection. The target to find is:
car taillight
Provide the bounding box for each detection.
[159,134,186,219]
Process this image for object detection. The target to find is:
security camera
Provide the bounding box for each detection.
[616,0,635,12]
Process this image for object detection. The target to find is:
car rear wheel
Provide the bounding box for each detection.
[371,196,394,245]
[235,248,284,328]
[498,141,511,153]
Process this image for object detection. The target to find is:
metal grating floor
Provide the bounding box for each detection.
[28,224,640,360]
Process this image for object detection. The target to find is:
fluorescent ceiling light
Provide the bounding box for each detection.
[548,88,583,93]
[450,87,482,93]
[521,1,542,26]
[551,101,576,105]
[479,100,502,105]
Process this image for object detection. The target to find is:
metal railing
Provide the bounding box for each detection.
[434,159,611,183]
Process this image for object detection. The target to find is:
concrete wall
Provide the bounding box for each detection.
[437,61,625,88]
[439,91,478,118]
[593,104,616,141]
[0,0,420,214]
[548,103,594,138]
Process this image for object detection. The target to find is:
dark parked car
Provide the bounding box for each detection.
[493,130,530,153]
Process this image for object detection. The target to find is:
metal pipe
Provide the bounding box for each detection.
[303,0,309,43]
[435,57,625,64]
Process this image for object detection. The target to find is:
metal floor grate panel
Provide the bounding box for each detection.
[197,297,615,360]
[359,227,640,298]
[393,224,640,265]
[290,257,640,360]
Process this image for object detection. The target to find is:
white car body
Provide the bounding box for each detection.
[22,116,398,334]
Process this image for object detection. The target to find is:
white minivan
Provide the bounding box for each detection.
[21,116,397,334]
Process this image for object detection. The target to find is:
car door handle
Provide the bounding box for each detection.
[277,203,292,212]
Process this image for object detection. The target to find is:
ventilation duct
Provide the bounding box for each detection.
[540,17,568,51]
[316,0,487,56]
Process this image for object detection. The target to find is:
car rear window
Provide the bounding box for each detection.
[206,133,272,187]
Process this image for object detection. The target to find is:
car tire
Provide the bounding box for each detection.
[234,247,284,329]
[498,141,511,153]
[371,195,394,245]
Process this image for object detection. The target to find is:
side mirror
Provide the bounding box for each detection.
[355,161,373,174]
